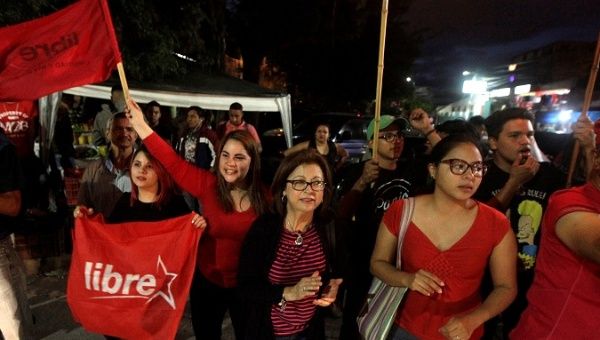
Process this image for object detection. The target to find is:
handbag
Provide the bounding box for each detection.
[357,197,415,340]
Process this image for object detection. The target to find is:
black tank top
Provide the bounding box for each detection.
[308,139,338,171]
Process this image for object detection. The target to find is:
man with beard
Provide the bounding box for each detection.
[78,112,138,217]
[474,108,595,337]
[338,113,433,339]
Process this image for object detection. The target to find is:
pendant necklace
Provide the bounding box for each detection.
[286,220,311,246]
[294,232,304,246]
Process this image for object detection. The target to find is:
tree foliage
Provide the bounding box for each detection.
[0,0,226,81]
[228,0,422,111]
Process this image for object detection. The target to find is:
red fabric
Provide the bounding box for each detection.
[0,101,38,158]
[383,200,510,340]
[511,184,600,339]
[144,132,263,288]
[0,0,121,101]
[67,213,202,339]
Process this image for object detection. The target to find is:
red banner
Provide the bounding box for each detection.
[0,0,121,101]
[67,214,202,339]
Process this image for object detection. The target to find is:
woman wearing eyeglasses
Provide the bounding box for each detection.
[126,99,269,340]
[371,134,517,340]
[238,149,343,340]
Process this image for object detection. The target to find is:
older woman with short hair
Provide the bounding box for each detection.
[238,149,343,340]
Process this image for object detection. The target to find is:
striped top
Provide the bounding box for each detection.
[268,227,326,336]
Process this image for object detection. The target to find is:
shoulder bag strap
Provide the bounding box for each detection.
[395,197,415,269]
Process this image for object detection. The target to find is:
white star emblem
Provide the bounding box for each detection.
[146,255,178,309]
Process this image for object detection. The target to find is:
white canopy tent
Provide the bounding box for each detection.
[63,73,293,147]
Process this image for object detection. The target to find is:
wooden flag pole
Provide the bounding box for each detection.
[116,62,131,101]
[566,32,600,188]
[371,0,390,159]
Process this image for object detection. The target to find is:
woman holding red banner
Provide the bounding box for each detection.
[126,98,269,340]
[73,145,207,339]
[237,149,343,339]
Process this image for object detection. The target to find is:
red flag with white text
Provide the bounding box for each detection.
[67,214,202,339]
[0,0,121,101]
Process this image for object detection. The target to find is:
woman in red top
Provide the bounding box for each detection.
[371,135,517,340]
[127,99,269,340]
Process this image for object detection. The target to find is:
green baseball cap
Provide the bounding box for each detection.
[367,115,408,140]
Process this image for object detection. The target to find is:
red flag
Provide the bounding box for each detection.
[0,0,121,101]
[67,214,202,339]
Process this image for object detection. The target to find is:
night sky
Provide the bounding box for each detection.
[401,0,600,102]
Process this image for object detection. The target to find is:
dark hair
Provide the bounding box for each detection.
[144,101,161,117]
[229,102,243,111]
[215,130,267,215]
[111,84,123,94]
[187,106,206,118]
[129,145,176,208]
[429,134,482,165]
[107,111,128,131]
[436,119,479,140]
[484,108,534,139]
[271,149,333,224]
[468,115,485,126]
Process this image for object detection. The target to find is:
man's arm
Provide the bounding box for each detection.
[0,190,21,216]
[555,211,600,264]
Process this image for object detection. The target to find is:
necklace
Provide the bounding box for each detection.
[285,220,312,246]
[294,232,303,246]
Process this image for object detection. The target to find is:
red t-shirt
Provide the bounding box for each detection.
[383,200,509,340]
[145,132,260,288]
[0,101,38,158]
[511,183,600,339]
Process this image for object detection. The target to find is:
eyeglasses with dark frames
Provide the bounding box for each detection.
[286,180,327,191]
[439,159,487,177]
[378,131,403,143]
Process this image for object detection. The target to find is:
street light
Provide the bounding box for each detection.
[406,77,412,82]
[462,70,471,76]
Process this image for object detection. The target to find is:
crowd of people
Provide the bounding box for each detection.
[1,92,599,340]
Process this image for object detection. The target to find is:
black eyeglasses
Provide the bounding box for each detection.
[378,131,403,143]
[439,159,487,177]
[286,180,327,191]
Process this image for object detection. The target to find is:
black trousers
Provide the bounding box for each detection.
[190,271,245,340]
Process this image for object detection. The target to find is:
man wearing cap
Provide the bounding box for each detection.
[338,113,433,339]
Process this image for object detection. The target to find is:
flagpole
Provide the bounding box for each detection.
[371,0,389,159]
[566,32,600,188]
[116,62,131,101]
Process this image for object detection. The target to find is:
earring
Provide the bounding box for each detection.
[281,193,286,203]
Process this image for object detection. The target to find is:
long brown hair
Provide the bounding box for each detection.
[215,130,267,215]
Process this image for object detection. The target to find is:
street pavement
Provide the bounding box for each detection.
[26,256,342,339]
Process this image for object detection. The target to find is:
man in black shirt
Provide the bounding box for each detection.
[337,114,433,339]
[0,128,32,339]
[474,108,595,337]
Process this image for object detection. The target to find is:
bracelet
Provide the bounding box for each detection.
[424,129,436,137]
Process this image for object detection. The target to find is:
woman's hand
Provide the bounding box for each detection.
[313,278,343,307]
[439,315,476,340]
[73,205,94,218]
[190,213,207,229]
[404,269,445,296]
[283,271,322,301]
[125,98,154,139]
